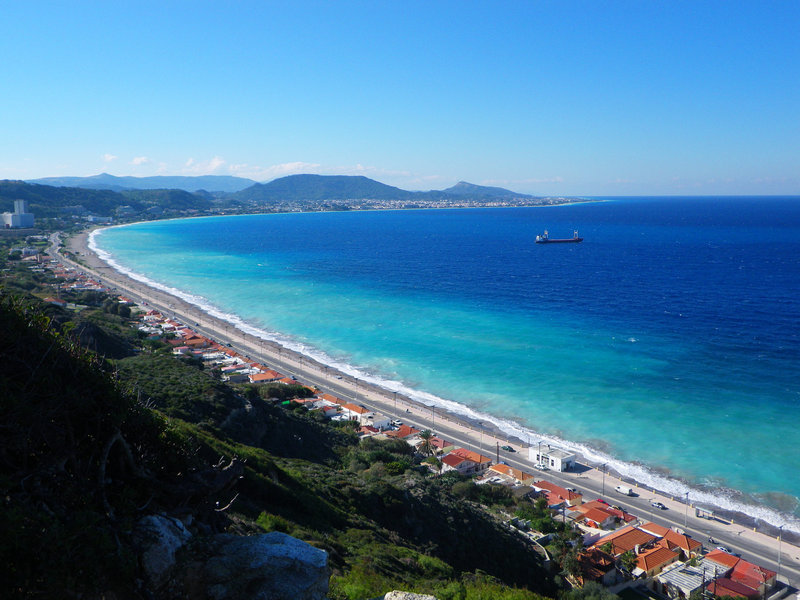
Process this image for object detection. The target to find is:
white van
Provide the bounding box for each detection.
[615,485,634,496]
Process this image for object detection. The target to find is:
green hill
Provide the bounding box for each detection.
[233,174,416,204]
[0,287,560,599]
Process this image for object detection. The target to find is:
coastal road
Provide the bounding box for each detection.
[57,234,800,589]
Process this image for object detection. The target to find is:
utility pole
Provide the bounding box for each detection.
[684,492,689,528]
[601,463,607,496]
[778,525,783,582]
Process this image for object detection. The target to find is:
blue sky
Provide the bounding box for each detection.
[1,1,798,196]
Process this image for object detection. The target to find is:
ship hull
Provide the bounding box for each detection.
[535,238,583,244]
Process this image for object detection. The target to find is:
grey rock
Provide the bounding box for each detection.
[133,515,192,589]
[381,593,439,600]
[203,531,329,600]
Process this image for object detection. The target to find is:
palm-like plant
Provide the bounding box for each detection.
[418,429,434,457]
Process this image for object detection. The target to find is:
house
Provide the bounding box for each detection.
[357,425,380,437]
[318,392,346,406]
[223,373,250,384]
[362,412,391,430]
[575,547,618,586]
[483,463,535,485]
[592,525,657,556]
[706,578,760,600]
[704,550,777,597]
[532,480,583,508]
[441,453,477,475]
[341,403,372,421]
[249,371,282,384]
[529,443,577,471]
[657,560,730,599]
[448,448,492,473]
[639,522,702,558]
[384,424,420,439]
[634,541,681,578]
[579,507,618,530]
[430,436,456,454]
[43,297,67,307]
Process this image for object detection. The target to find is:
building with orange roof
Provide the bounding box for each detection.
[441,453,473,474]
[730,559,776,595]
[249,371,282,384]
[592,525,658,556]
[706,578,760,600]
[703,550,776,597]
[485,463,535,485]
[383,424,420,439]
[532,480,583,508]
[639,522,703,558]
[448,448,492,473]
[578,507,617,530]
[635,542,680,577]
[430,436,455,452]
[575,548,619,586]
[342,403,370,416]
[318,392,346,405]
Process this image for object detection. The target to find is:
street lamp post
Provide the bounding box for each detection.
[479,422,484,453]
[684,492,690,528]
[778,525,784,582]
[601,463,607,496]
[393,391,397,415]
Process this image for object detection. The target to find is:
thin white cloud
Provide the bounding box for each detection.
[180,156,227,175]
[484,177,565,186]
[228,161,322,181]
[131,156,150,166]
[102,153,118,163]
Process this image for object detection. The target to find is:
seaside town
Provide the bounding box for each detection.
[4,219,798,600]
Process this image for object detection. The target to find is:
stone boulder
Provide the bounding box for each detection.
[201,531,329,600]
[379,593,439,600]
[132,515,192,589]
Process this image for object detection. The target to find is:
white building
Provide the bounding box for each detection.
[2,200,35,229]
[529,443,577,472]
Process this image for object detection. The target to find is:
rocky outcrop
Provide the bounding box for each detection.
[133,515,192,589]
[133,518,329,600]
[377,592,439,600]
[201,531,329,600]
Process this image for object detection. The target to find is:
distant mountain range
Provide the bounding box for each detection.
[27,173,256,193]
[3,174,565,222]
[25,172,537,201]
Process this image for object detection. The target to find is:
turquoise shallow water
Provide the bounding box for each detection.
[91,197,800,530]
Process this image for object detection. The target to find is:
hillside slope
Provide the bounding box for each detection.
[0,289,558,599]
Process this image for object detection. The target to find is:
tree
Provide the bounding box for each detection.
[418,429,434,457]
[620,550,637,572]
[563,581,620,600]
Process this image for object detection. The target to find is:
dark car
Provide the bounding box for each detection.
[501,445,515,452]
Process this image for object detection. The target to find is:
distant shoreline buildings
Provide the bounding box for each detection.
[2,200,35,229]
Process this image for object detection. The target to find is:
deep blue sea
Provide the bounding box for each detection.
[91,196,800,530]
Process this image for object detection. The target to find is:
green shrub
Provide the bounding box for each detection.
[256,511,291,534]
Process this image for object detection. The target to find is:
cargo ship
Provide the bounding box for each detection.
[535,230,583,244]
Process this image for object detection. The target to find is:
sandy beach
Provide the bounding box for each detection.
[62,227,800,586]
